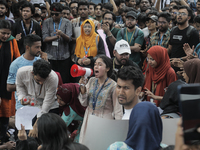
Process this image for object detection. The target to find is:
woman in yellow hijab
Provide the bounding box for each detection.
[74,19,105,68]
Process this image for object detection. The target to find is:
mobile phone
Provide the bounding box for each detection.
[178,84,200,145]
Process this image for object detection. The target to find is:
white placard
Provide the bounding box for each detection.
[15,106,41,130]
[82,115,179,150]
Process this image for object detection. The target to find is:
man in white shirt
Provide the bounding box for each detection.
[16,59,59,137]
[116,66,144,120]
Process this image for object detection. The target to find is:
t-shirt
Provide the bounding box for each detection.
[169,26,199,58]
[116,27,144,64]
[122,108,133,120]
[106,27,120,58]
[7,55,40,109]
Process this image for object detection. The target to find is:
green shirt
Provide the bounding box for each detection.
[116,27,144,64]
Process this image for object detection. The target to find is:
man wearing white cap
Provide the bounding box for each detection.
[112,39,138,73]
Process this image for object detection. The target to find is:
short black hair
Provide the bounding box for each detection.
[24,34,41,48]
[147,10,159,17]
[96,55,113,77]
[0,19,11,30]
[102,3,113,12]
[50,2,63,12]
[124,6,138,13]
[21,1,35,14]
[94,3,102,10]
[172,5,179,10]
[158,12,171,23]
[103,11,116,22]
[69,0,78,7]
[62,6,70,12]
[139,0,152,5]
[33,59,51,79]
[137,12,146,24]
[162,7,169,12]
[78,1,89,9]
[117,66,144,89]
[0,0,8,9]
[115,0,125,7]
[194,15,200,23]
[178,5,192,17]
[89,2,95,7]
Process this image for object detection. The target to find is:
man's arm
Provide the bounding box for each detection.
[7,84,16,92]
[168,44,172,54]
[130,43,142,53]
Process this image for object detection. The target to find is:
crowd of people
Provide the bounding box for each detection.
[0,0,200,149]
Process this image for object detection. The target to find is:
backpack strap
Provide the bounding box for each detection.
[186,26,195,40]
[134,27,139,40]
[121,28,125,39]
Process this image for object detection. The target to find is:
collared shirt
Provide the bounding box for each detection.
[148,28,170,49]
[42,17,72,60]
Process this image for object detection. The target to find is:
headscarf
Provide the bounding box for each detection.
[144,46,177,105]
[124,102,162,150]
[160,80,186,115]
[183,58,200,83]
[74,19,98,58]
[57,83,86,117]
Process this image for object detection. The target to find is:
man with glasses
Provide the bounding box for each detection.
[148,12,171,49]
[171,5,179,27]
[168,6,199,63]
[101,11,120,58]
[42,2,72,83]
[69,1,78,18]
[117,11,144,65]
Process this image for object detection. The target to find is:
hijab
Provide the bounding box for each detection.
[74,19,98,58]
[183,58,200,83]
[124,102,162,150]
[144,46,176,105]
[57,83,86,117]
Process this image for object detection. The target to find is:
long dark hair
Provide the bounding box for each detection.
[37,113,71,150]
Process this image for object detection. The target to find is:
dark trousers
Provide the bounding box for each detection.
[49,58,72,83]
[0,117,9,144]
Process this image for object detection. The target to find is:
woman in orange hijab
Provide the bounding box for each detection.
[141,46,177,106]
[74,19,105,68]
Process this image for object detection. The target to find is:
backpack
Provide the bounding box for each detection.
[120,27,140,40]
[170,25,195,40]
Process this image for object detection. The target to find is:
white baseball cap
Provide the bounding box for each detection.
[114,39,131,55]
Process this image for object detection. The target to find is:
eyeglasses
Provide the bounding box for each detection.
[158,21,167,24]
[83,25,92,28]
[177,12,187,16]
[171,12,177,15]
[51,13,60,16]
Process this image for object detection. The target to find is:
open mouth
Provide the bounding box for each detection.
[94,70,99,74]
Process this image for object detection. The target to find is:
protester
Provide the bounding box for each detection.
[56,83,86,142]
[117,11,144,65]
[171,6,179,28]
[69,1,78,18]
[116,66,144,120]
[94,3,102,23]
[12,2,42,54]
[160,80,186,118]
[0,0,15,24]
[42,2,72,83]
[74,19,105,68]
[62,6,71,20]
[78,55,123,143]
[0,20,20,144]
[88,2,95,19]
[108,102,162,150]
[101,11,120,58]
[112,40,139,73]
[16,59,59,137]
[7,34,47,110]
[141,46,177,106]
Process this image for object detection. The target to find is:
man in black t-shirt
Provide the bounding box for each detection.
[12,2,42,54]
[112,39,138,73]
[168,6,199,59]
